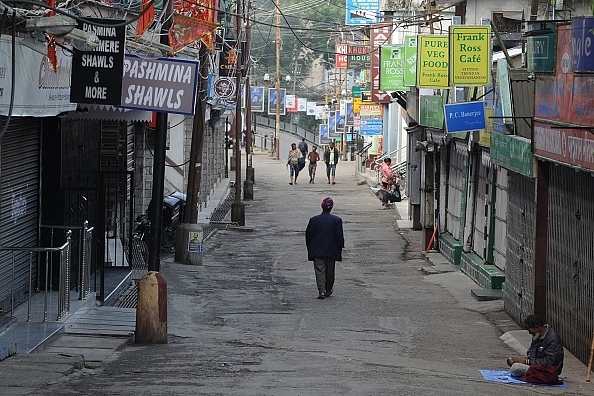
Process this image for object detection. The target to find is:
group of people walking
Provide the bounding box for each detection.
[287,138,340,185]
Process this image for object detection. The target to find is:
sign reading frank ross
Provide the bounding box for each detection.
[70,18,125,105]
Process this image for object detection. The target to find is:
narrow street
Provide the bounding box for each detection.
[31,151,588,395]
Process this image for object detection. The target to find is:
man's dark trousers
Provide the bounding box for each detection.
[313,257,335,294]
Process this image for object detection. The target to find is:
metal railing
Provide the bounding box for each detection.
[374,147,408,184]
[356,142,373,173]
[39,221,94,301]
[0,231,72,322]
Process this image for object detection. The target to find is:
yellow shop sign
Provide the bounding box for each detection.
[450,25,491,86]
[417,35,450,88]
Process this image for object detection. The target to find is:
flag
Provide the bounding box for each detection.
[47,35,58,72]
[169,14,219,53]
[136,0,155,37]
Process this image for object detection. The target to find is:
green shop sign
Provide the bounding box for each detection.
[379,45,405,91]
[491,133,533,177]
[419,95,444,129]
[404,35,417,86]
[526,22,556,73]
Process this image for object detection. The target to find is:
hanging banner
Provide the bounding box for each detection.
[219,39,239,77]
[379,45,405,91]
[297,97,307,112]
[169,14,218,54]
[319,124,329,138]
[286,94,298,112]
[0,37,76,116]
[250,86,265,112]
[417,35,449,89]
[169,0,219,53]
[403,35,417,86]
[449,25,491,86]
[267,88,286,115]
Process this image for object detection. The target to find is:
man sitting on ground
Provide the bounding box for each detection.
[507,314,564,377]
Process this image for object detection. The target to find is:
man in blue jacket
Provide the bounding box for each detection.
[305,197,345,299]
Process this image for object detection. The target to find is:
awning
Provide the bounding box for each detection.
[63,104,152,121]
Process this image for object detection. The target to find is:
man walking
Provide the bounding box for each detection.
[324,141,340,185]
[305,197,344,299]
[298,137,308,158]
[287,143,302,185]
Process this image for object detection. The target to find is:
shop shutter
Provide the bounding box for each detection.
[0,118,41,311]
[493,166,508,271]
[446,142,467,239]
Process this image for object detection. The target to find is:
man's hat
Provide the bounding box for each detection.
[321,197,334,210]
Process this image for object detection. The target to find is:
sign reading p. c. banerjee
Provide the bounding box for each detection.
[70,18,125,105]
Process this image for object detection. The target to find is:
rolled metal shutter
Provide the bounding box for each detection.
[493,166,508,271]
[547,165,594,364]
[0,118,41,311]
[502,172,535,325]
[446,141,467,238]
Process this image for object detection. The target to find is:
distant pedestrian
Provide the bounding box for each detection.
[298,137,308,158]
[305,197,344,299]
[324,141,340,185]
[307,145,320,184]
[287,143,301,185]
[380,157,394,188]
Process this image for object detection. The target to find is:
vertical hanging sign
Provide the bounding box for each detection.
[403,35,417,86]
[417,35,449,89]
[336,43,348,68]
[379,45,405,91]
[370,23,392,103]
[70,19,126,105]
[449,25,491,86]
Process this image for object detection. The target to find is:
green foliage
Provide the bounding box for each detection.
[250,0,345,101]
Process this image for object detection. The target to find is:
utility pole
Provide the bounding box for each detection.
[175,44,210,265]
[244,0,254,200]
[231,0,246,225]
[147,0,173,273]
[274,0,281,160]
[136,0,172,345]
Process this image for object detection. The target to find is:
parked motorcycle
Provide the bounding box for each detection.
[132,192,186,252]
[133,213,151,241]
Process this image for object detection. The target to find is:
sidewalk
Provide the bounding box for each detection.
[355,155,591,387]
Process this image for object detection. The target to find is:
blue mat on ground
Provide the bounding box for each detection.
[479,370,567,388]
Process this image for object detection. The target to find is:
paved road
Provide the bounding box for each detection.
[4,151,593,395]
